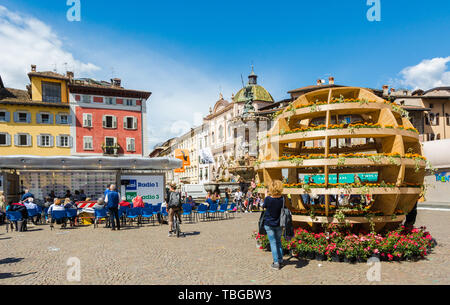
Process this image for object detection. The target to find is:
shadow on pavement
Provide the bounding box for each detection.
[181,231,200,237]
[282,256,309,269]
[0,271,36,279]
[0,257,24,265]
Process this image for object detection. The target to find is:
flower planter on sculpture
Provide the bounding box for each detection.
[255,87,427,233]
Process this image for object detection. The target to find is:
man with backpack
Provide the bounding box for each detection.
[167,182,182,237]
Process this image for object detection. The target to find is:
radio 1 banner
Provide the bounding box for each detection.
[120,175,165,204]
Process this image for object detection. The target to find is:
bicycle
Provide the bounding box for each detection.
[171,207,184,238]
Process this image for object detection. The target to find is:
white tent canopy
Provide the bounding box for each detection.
[0,155,182,170]
[422,139,450,169]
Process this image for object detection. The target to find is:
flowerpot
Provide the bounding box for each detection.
[315,254,325,261]
[331,254,341,262]
[357,257,367,263]
[370,254,381,261]
[343,257,356,264]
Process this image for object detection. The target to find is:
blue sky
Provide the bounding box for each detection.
[1,0,450,149]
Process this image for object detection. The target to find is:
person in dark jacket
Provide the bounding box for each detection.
[262,180,285,270]
[21,189,34,202]
[106,184,120,231]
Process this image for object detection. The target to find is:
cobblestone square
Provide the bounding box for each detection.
[0,210,449,285]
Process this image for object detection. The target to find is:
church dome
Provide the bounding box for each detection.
[233,68,274,103]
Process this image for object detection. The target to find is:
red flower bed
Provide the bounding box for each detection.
[254,226,437,263]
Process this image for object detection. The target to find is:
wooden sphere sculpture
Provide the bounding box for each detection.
[256,87,426,232]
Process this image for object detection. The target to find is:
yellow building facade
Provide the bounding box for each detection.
[0,67,72,156]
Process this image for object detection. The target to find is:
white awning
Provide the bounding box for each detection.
[0,155,182,170]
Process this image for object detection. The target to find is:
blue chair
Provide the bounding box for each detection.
[227,203,236,218]
[66,209,78,226]
[118,206,129,226]
[181,204,193,223]
[207,203,218,220]
[50,210,67,230]
[161,206,168,217]
[144,203,151,209]
[217,203,228,219]
[141,208,156,225]
[5,211,23,232]
[93,209,108,228]
[126,208,142,226]
[43,207,50,222]
[27,208,39,224]
[194,204,208,222]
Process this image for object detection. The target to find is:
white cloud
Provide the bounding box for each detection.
[396,57,450,90]
[0,5,100,88]
[0,5,238,153]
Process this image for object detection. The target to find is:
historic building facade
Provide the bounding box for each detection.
[0,66,72,156]
[69,77,151,156]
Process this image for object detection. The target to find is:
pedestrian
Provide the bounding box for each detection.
[65,190,72,200]
[167,182,182,237]
[79,190,87,201]
[48,190,56,201]
[8,201,29,231]
[0,191,6,212]
[106,184,120,231]
[262,180,285,270]
[234,189,243,212]
[73,190,81,202]
[93,198,106,210]
[404,201,418,228]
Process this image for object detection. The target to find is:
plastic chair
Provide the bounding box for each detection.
[181,204,193,222]
[94,209,108,228]
[141,208,156,225]
[227,203,236,218]
[126,208,142,226]
[66,209,78,226]
[217,203,228,219]
[195,204,208,222]
[144,203,151,209]
[118,206,129,226]
[50,210,67,230]
[5,211,23,232]
[207,203,218,220]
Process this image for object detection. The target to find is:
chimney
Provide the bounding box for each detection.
[66,71,74,80]
[31,64,36,72]
[111,78,121,87]
[382,85,389,96]
[329,77,335,85]
[390,88,396,95]
[317,79,322,86]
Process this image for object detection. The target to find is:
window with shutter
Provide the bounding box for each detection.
[0,133,7,146]
[84,137,93,150]
[17,112,29,123]
[0,110,9,122]
[133,117,138,129]
[83,113,92,127]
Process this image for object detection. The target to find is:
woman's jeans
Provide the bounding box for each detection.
[264,225,284,264]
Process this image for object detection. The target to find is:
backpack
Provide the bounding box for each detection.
[168,192,182,208]
[280,197,294,238]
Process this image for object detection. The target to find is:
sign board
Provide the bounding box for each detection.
[174,149,190,173]
[302,173,378,184]
[120,174,165,205]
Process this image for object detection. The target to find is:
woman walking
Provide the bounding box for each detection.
[262,180,285,270]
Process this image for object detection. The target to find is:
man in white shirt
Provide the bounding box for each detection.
[234,190,243,212]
